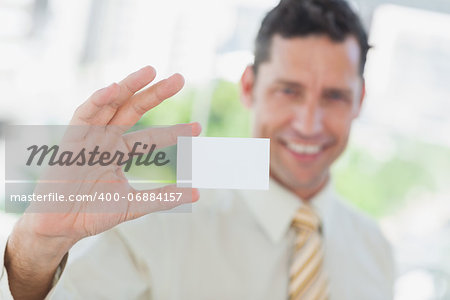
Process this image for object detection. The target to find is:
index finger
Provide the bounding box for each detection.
[71,66,157,125]
[108,73,185,130]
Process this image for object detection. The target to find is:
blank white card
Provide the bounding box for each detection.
[177,137,270,190]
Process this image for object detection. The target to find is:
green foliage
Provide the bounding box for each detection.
[333,137,449,218]
[206,80,251,137]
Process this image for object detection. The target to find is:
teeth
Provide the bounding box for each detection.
[286,143,321,155]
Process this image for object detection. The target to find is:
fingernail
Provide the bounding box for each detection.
[191,188,200,202]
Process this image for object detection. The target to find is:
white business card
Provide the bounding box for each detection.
[177,137,270,190]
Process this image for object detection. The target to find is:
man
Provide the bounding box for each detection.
[1,0,395,299]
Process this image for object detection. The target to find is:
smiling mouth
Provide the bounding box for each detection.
[285,142,322,155]
[281,140,330,162]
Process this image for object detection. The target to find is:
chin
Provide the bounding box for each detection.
[290,175,324,189]
[272,168,318,189]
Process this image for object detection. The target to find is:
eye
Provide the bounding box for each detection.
[324,90,348,102]
[279,86,298,97]
[282,87,295,94]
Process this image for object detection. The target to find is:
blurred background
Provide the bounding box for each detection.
[1,0,449,298]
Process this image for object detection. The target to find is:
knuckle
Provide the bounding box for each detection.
[73,104,89,122]
[74,104,84,116]
[108,101,121,110]
[132,102,148,115]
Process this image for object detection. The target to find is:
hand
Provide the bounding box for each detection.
[4,66,200,300]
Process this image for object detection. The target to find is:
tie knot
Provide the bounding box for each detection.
[291,205,321,232]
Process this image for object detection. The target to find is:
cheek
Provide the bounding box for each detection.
[253,94,293,136]
[323,108,353,142]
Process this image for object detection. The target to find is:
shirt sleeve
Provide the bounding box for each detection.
[50,228,151,299]
[2,226,151,300]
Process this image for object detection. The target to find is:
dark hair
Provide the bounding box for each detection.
[254,0,370,76]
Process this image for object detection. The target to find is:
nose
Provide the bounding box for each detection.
[291,98,323,136]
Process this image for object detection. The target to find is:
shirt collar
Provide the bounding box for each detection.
[238,177,336,244]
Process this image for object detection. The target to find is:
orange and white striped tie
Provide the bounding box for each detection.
[288,205,329,300]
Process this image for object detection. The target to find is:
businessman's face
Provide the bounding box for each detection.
[241,34,364,198]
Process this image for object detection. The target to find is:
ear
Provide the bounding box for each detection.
[353,78,365,118]
[240,65,255,109]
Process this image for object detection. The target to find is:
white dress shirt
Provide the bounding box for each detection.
[0,179,395,299]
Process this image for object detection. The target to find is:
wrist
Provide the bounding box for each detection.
[5,217,76,273]
[3,217,75,300]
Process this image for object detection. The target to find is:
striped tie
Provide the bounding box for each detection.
[288,205,329,300]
